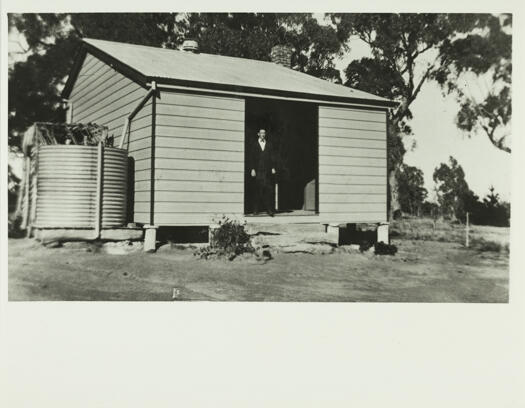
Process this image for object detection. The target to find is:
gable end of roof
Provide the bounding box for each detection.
[62,42,149,98]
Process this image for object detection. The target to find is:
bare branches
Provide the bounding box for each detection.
[412,43,433,60]
[412,63,435,103]
[458,77,511,153]
[481,123,511,153]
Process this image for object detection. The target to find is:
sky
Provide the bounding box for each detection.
[8,16,512,202]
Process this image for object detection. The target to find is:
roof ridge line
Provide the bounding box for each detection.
[73,38,396,106]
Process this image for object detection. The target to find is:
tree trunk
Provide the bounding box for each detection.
[388,168,401,221]
[387,113,404,223]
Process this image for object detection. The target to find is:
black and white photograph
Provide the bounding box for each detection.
[6,11,513,302]
[1,2,524,407]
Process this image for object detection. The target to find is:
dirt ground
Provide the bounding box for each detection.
[8,222,509,302]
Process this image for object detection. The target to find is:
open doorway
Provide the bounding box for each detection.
[244,97,318,215]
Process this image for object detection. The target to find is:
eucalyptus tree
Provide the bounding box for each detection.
[330,13,508,218]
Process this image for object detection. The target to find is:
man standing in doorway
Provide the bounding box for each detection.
[250,128,276,216]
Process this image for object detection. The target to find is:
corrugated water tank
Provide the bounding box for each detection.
[35,145,128,229]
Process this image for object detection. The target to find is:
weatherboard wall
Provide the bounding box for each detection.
[66,52,388,226]
[144,89,245,226]
[68,52,152,225]
[318,105,388,223]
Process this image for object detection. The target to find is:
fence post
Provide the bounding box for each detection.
[465,212,470,248]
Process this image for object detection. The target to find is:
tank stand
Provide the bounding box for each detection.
[144,225,158,252]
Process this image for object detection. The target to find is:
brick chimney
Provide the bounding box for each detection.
[270,45,293,68]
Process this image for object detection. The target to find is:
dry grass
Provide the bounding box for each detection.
[391,217,510,253]
[470,237,509,253]
[8,236,509,302]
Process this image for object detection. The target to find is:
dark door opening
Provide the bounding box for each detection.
[244,98,318,215]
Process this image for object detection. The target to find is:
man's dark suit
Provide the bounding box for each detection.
[249,138,275,215]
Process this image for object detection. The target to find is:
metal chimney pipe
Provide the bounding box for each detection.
[182,39,199,53]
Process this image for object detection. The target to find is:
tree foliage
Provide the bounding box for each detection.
[9,14,76,149]
[432,157,510,226]
[476,186,510,226]
[431,156,493,224]
[435,14,512,153]
[8,13,347,152]
[433,156,471,220]
[330,13,508,218]
[456,186,510,227]
[8,13,182,151]
[397,164,428,216]
[183,13,345,81]
[332,14,483,136]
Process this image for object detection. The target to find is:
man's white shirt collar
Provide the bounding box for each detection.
[258,138,266,151]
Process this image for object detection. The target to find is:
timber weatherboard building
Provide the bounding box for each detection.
[62,38,396,240]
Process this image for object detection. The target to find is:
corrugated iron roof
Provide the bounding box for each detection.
[72,38,394,106]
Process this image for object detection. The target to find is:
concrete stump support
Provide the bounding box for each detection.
[144,225,158,252]
[325,223,341,234]
[377,222,389,244]
[325,223,342,245]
